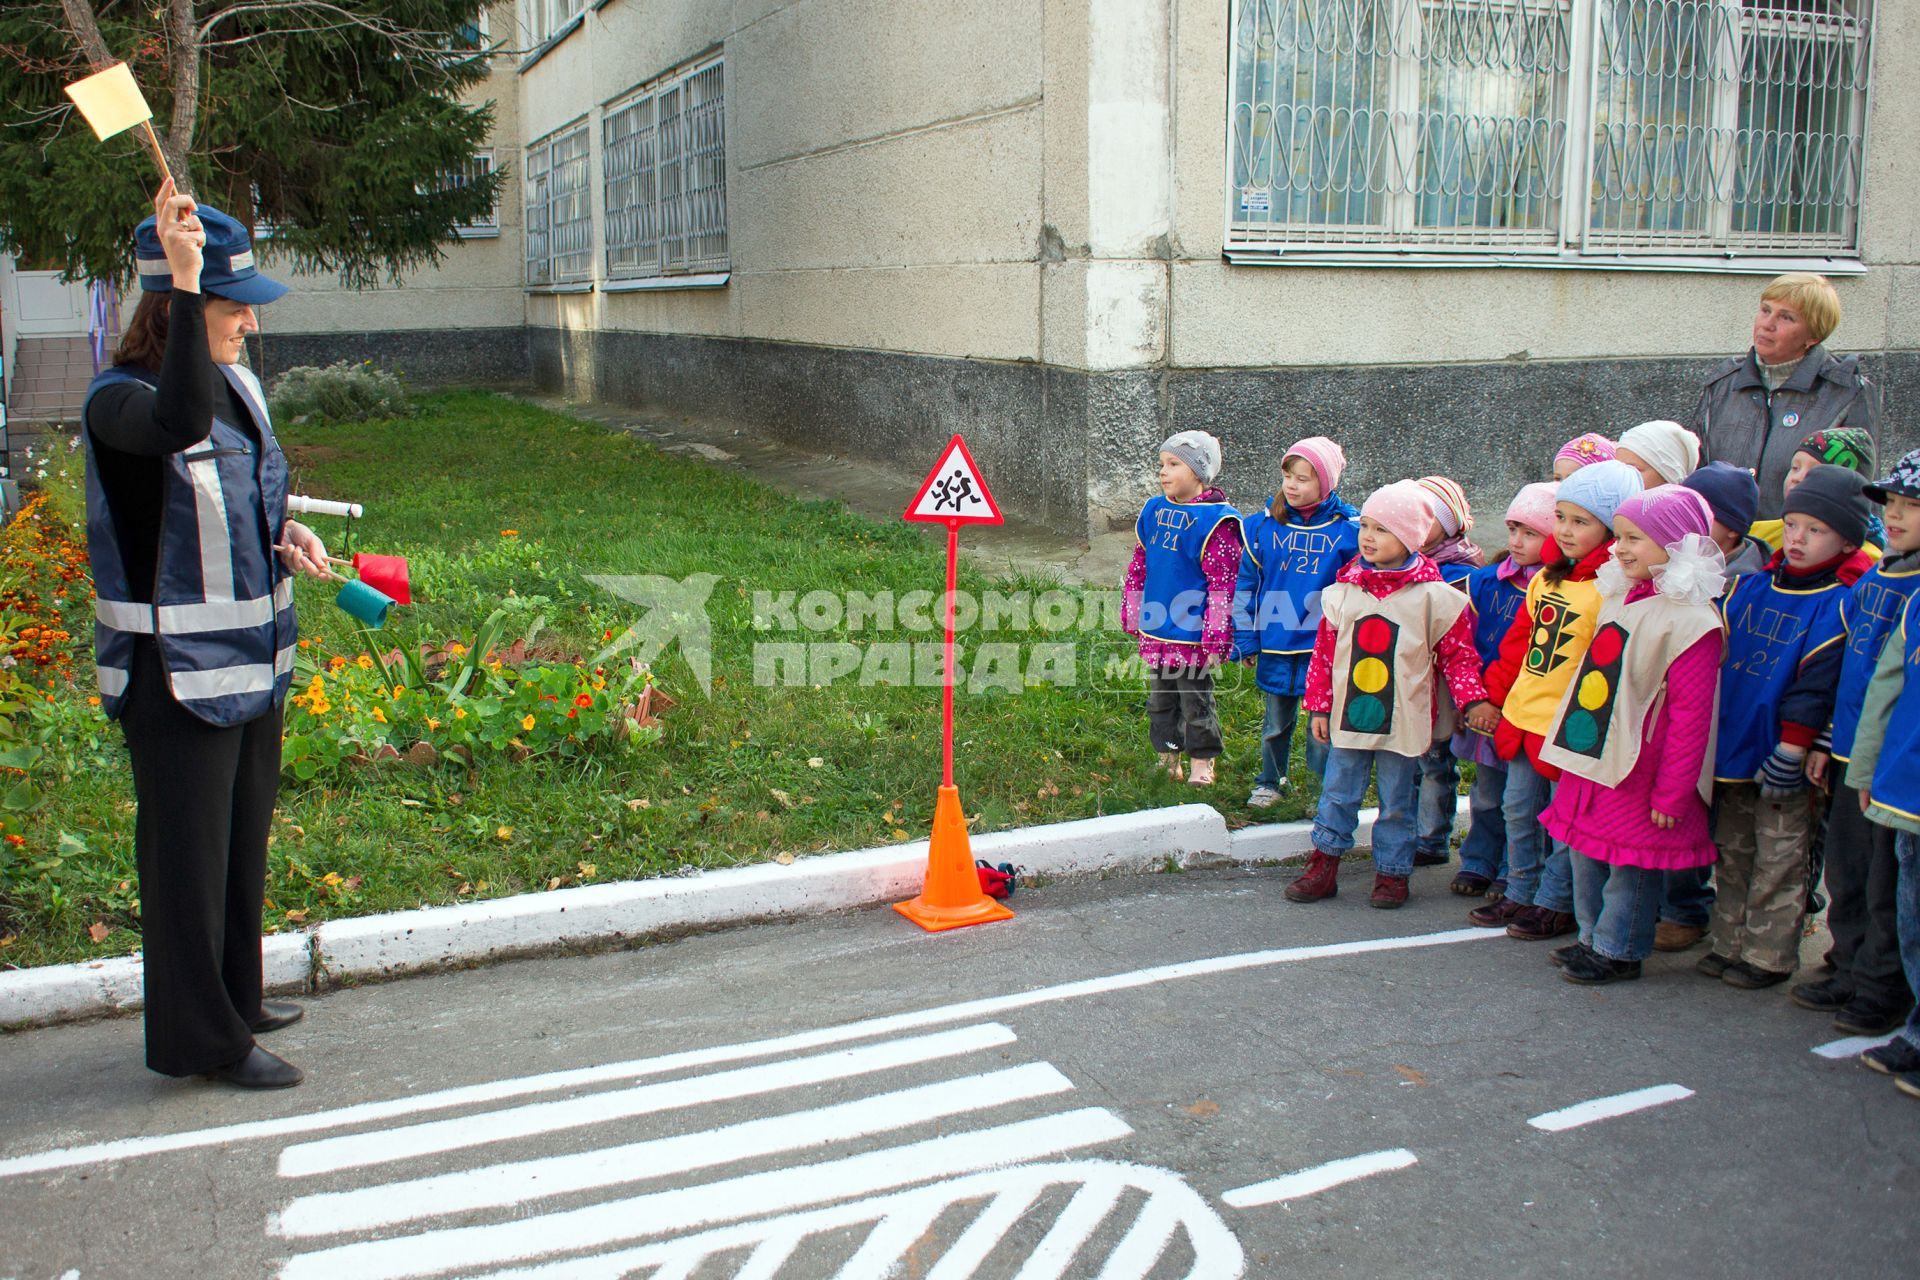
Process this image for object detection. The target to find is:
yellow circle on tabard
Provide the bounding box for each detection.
[1353,657,1390,694]
[1534,627,1550,645]
[1578,670,1610,710]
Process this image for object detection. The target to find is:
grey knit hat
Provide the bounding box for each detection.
[1159,431,1222,484]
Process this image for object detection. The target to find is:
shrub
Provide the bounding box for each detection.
[268,360,416,425]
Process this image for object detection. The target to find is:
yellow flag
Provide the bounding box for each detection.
[64,62,152,140]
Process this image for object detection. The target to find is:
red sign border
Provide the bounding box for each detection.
[902,433,1004,526]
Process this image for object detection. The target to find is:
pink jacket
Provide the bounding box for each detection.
[1303,554,1488,720]
[1121,487,1243,667]
[1542,580,1723,870]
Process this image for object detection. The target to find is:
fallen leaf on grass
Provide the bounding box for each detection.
[87,921,110,944]
[891,828,911,841]
[806,757,824,768]
[1393,1064,1430,1087]
[774,853,796,865]
[769,788,796,810]
[1182,1098,1221,1117]
[496,825,514,840]
[625,797,651,810]
[284,909,309,924]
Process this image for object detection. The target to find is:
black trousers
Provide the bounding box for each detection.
[120,638,282,1076]
[1146,661,1222,759]
[1822,783,1913,1007]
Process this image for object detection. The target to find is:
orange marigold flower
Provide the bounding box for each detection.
[329,656,347,671]
[4,834,24,846]
[500,529,519,538]
[520,714,536,731]
[574,693,592,708]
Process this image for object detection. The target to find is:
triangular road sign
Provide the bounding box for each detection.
[904,434,1003,525]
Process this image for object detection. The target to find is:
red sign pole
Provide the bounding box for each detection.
[942,517,958,789]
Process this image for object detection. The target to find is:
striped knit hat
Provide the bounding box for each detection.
[1416,475,1473,536]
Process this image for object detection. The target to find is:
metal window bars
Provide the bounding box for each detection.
[436,151,499,236]
[603,58,728,278]
[1227,0,1871,260]
[523,140,552,286]
[547,126,594,281]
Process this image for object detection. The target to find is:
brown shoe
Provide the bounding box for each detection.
[1369,873,1410,909]
[1285,850,1341,903]
[1506,906,1576,941]
[1653,921,1706,953]
[1468,897,1526,928]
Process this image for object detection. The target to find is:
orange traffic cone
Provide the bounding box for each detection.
[895,783,1014,932]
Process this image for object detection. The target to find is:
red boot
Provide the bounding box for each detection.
[1286,850,1341,902]
[1369,873,1409,909]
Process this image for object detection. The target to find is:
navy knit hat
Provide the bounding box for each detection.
[1864,447,1920,505]
[1682,461,1760,533]
[1783,464,1869,547]
[133,204,287,305]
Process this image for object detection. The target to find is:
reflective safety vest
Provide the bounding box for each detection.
[1136,495,1240,646]
[83,363,296,726]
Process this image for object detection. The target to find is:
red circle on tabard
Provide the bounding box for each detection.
[1538,604,1558,625]
[1588,625,1625,666]
[1357,618,1392,652]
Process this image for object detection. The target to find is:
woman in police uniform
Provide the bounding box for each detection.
[84,180,331,1089]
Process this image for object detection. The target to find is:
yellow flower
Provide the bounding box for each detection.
[521,714,536,731]
[454,707,467,720]
[356,654,375,670]
[448,643,468,657]
[427,717,442,730]
[371,706,387,723]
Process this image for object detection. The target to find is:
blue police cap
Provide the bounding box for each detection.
[133,204,287,305]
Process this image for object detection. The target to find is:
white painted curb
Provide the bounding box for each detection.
[0,797,1464,1028]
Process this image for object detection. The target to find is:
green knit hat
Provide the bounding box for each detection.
[1796,426,1875,477]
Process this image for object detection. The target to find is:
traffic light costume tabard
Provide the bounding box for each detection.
[1318,576,1471,757]
[1135,493,1241,648]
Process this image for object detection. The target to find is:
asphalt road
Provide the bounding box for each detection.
[2,865,1913,1280]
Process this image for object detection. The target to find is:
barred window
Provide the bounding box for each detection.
[604,57,728,279]
[438,150,500,238]
[526,121,592,286]
[526,0,584,46]
[1226,0,1873,267]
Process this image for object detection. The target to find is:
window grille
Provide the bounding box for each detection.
[439,150,500,237]
[1226,0,1872,264]
[525,122,590,285]
[604,57,728,278]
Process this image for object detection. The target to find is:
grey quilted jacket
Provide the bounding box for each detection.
[1690,344,1881,519]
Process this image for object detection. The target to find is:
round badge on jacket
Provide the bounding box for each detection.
[1783,412,1800,428]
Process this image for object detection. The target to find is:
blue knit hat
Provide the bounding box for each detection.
[133,204,287,305]
[1682,461,1760,533]
[1555,459,1643,529]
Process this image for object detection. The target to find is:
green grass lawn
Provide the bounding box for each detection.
[3,390,1333,970]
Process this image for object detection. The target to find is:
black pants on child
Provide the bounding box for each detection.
[121,638,282,1077]
[1822,783,1913,1009]
[1147,661,1222,759]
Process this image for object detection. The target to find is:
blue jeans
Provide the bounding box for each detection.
[1314,745,1420,877]
[1413,744,1459,857]
[1896,831,1920,1051]
[1458,761,1509,882]
[1659,863,1715,928]
[1571,851,1664,961]
[1502,751,1572,912]
[1253,692,1329,789]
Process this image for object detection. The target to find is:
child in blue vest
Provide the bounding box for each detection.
[1230,436,1359,808]
[1844,552,1920,1099]
[1409,476,1487,870]
[1448,481,1560,898]
[1121,431,1243,787]
[1794,449,1920,1035]
[1705,464,1874,989]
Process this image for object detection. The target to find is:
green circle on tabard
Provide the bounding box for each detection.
[1562,708,1600,754]
[1347,694,1386,733]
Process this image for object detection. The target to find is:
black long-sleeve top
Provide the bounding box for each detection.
[84,291,259,604]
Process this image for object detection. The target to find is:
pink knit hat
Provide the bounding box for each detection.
[1416,475,1473,537]
[1614,485,1712,548]
[1504,481,1560,538]
[1361,481,1436,557]
[1283,436,1347,498]
[1555,432,1616,469]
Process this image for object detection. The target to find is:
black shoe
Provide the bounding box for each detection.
[1563,948,1643,985]
[1413,849,1450,868]
[1789,977,1854,1013]
[204,1046,304,1090]
[1449,872,1493,897]
[1722,960,1793,990]
[1549,941,1589,969]
[1861,1038,1920,1076]
[249,1001,305,1034]
[1695,952,1735,979]
[1833,997,1915,1037]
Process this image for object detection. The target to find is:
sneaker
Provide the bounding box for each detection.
[1695,951,1736,979]
[1449,872,1493,897]
[1563,948,1643,985]
[1860,1038,1920,1076]
[1245,785,1283,809]
[1412,848,1450,868]
[1722,960,1793,990]
[1653,921,1706,952]
[1369,873,1409,909]
[1285,850,1341,903]
[1788,976,1855,1013]
[1467,897,1526,928]
[1506,906,1576,941]
[1549,941,1590,969]
[1834,997,1915,1037]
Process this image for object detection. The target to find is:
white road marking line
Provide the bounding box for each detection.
[831,1209,935,1280]
[734,1231,803,1280]
[1220,1148,1419,1207]
[273,1063,1074,1238]
[1095,1195,1182,1280]
[456,1160,1243,1280]
[276,1109,1135,1280]
[277,1022,1015,1179]
[0,926,1497,1180]
[1010,1181,1124,1280]
[1811,1033,1897,1059]
[1526,1084,1693,1132]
